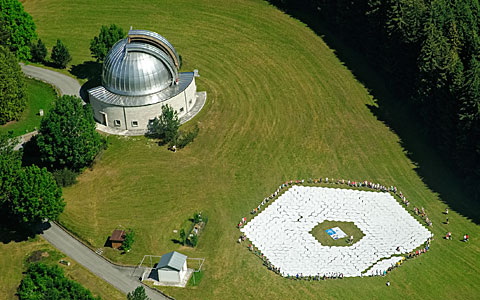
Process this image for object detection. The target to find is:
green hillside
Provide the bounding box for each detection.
[3,0,477,299]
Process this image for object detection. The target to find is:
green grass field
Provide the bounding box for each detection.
[0,78,57,137]
[6,0,479,299]
[310,221,365,247]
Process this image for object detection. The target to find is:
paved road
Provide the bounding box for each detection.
[20,65,171,299]
[41,222,171,300]
[20,63,81,98]
[15,64,83,150]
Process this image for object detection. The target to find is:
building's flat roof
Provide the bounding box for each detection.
[88,72,193,107]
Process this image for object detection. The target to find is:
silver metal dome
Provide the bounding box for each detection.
[102,31,180,97]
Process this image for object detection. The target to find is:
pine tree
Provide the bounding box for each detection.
[89,24,125,62]
[147,105,180,145]
[127,286,150,300]
[457,56,480,178]
[30,38,47,62]
[50,39,71,68]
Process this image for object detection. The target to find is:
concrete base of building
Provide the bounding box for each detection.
[95,91,206,136]
[142,268,194,288]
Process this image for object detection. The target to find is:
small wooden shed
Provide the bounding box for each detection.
[110,229,126,249]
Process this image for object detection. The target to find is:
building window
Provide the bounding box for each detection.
[180,107,184,113]
[132,121,139,127]
[114,120,121,127]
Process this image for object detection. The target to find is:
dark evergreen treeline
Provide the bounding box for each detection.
[272,0,480,194]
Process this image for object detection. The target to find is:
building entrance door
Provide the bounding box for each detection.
[100,112,108,126]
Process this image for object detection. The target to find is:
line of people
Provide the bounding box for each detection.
[413,206,433,227]
[238,177,417,230]
[286,273,344,280]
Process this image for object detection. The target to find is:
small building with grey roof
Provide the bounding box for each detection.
[148,251,188,284]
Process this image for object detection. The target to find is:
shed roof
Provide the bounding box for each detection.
[111,229,125,241]
[156,251,187,272]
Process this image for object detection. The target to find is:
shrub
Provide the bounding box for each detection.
[193,212,201,224]
[179,229,186,246]
[122,228,135,252]
[52,168,78,187]
[190,234,198,247]
[173,125,200,149]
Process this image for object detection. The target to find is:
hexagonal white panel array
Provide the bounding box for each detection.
[241,186,432,277]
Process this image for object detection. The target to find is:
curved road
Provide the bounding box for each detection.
[21,63,82,98]
[42,223,170,300]
[21,65,171,300]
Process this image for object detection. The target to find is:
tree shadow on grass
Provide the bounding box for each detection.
[171,239,182,245]
[268,3,480,224]
[69,61,102,103]
[0,218,51,244]
[42,61,63,69]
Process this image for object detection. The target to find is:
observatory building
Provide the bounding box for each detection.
[88,29,202,134]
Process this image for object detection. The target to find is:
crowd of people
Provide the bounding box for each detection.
[286,272,344,280]
[413,206,433,227]
[369,237,432,277]
[407,237,431,258]
[236,177,437,278]
[369,258,405,277]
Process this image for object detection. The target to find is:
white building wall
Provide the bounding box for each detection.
[89,77,197,132]
[185,78,197,111]
[178,261,188,282]
[158,269,180,283]
[90,96,126,129]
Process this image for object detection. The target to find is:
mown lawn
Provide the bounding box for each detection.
[0,78,56,137]
[13,0,480,299]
